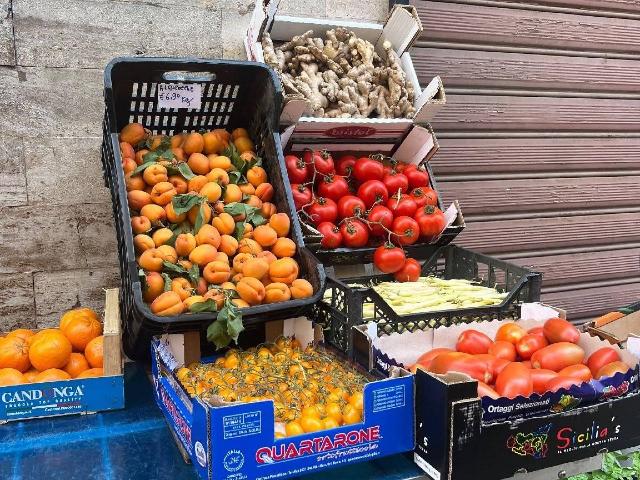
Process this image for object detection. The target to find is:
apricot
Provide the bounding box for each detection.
[149,229,170,247]
[269,258,299,284]
[188,175,209,193]
[143,164,168,186]
[232,128,249,140]
[165,202,186,223]
[212,201,225,214]
[224,184,242,204]
[208,155,232,171]
[269,213,290,237]
[183,295,205,310]
[140,204,166,223]
[122,157,137,174]
[139,248,164,272]
[258,251,277,265]
[203,289,226,310]
[119,123,147,145]
[242,223,254,239]
[236,277,266,306]
[150,291,184,316]
[203,261,231,284]
[213,129,231,142]
[232,272,244,283]
[239,183,256,196]
[149,135,163,150]
[157,245,178,264]
[200,182,222,202]
[188,202,212,226]
[143,272,164,302]
[171,277,193,301]
[232,252,254,273]
[213,252,229,264]
[175,233,197,257]
[232,298,250,309]
[238,238,263,255]
[134,234,155,253]
[126,172,146,191]
[171,147,186,162]
[247,166,267,187]
[120,141,135,160]
[253,225,278,247]
[242,258,269,280]
[135,149,149,166]
[219,235,239,256]
[234,137,254,155]
[265,282,291,303]
[168,175,188,195]
[127,190,152,211]
[195,224,221,248]
[207,168,229,186]
[150,181,177,206]
[189,244,218,267]
[203,132,227,155]
[131,216,151,234]
[187,153,210,175]
[240,151,257,163]
[290,279,313,299]
[220,281,236,291]
[272,237,296,258]
[255,183,274,202]
[212,213,235,235]
[196,277,208,295]
[261,202,277,219]
[171,133,185,149]
[245,195,262,209]
[182,132,204,156]
[178,260,193,271]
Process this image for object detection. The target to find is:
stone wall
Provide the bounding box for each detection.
[0,0,387,329]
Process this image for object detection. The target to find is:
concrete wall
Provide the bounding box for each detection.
[0,0,387,330]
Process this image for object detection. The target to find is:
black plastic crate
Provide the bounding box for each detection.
[101,57,325,360]
[309,244,541,355]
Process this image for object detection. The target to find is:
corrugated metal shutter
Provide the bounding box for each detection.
[405,0,640,321]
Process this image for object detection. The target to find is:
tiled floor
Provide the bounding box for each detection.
[0,363,424,480]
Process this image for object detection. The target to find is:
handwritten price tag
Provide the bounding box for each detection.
[158,83,202,109]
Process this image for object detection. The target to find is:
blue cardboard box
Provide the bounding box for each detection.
[150,319,415,480]
[0,289,125,423]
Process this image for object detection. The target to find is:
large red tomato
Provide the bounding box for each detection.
[558,364,592,382]
[428,353,492,383]
[596,361,630,380]
[516,334,549,360]
[546,376,579,392]
[414,206,446,240]
[495,323,527,345]
[335,155,357,176]
[307,197,338,225]
[394,258,421,282]
[317,222,342,249]
[527,326,545,337]
[303,150,334,175]
[405,168,430,189]
[543,317,580,344]
[358,180,389,208]
[285,154,309,183]
[291,184,312,210]
[340,219,369,248]
[382,172,409,195]
[337,195,366,219]
[530,368,558,394]
[412,348,453,371]
[530,342,585,371]
[488,341,517,362]
[477,381,500,399]
[367,205,394,236]
[316,174,349,202]
[387,194,417,218]
[495,362,533,399]
[587,347,621,377]
[410,187,438,208]
[353,157,384,182]
[373,244,406,273]
[456,330,494,355]
[392,216,419,246]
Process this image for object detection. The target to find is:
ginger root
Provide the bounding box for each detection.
[261,29,416,119]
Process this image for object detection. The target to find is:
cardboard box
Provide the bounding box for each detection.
[588,309,640,345]
[0,289,125,423]
[351,304,640,480]
[151,317,414,480]
[246,1,446,142]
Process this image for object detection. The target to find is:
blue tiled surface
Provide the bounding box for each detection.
[0,363,423,480]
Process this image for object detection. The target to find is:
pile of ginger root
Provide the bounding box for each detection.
[261,28,416,119]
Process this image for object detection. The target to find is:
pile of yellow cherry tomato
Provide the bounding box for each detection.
[176,336,367,437]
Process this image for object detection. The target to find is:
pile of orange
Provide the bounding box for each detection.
[119,124,314,315]
[0,307,105,386]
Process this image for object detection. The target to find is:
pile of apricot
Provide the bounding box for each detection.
[118,123,314,315]
[176,336,367,437]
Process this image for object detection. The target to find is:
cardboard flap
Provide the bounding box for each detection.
[590,310,640,344]
[413,76,447,124]
[247,0,281,52]
[378,5,423,57]
[393,125,436,165]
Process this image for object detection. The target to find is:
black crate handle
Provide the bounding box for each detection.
[162,71,216,82]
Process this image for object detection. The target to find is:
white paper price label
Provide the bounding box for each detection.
[157,83,202,109]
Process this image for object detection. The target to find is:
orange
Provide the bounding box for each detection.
[61,314,103,352]
[85,336,104,368]
[29,330,72,371]
[60,307,100,331]
[77,368,104,379]
[0,368,25,386]
[7,328,35,345]
[23,368,39,383]
[34,368,71,383]
[0,336,31,372]
[63,353,90,378]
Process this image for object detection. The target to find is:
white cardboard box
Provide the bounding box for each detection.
[245,1,446,142]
